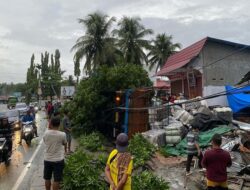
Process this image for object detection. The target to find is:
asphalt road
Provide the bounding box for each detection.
[0,110,48,190]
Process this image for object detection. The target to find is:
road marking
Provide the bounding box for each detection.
[12,135,45,190]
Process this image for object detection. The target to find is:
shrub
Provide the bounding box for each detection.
[63,151,107,190]
[61,64,152,135]
[78,132,106,152]
[128,134,156,168]
[132,171,169,190]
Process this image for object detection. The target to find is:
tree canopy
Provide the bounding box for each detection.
[147,33,181,73]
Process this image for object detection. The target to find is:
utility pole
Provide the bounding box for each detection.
[36,64,42,110]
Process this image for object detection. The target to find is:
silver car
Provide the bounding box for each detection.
[15,103,29,116]
[5,110,20,130]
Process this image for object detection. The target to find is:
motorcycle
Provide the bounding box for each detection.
[0,137,11,165]
[22,121,34,146]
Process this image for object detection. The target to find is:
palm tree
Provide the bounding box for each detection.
[71,12,117,74]
[113,17,153,65]
[147,33,181,73]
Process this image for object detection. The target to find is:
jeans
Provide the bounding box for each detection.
[186,153,203,172]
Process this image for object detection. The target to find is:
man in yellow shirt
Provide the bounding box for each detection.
[105,133,133,190]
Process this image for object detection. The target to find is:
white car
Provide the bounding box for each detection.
[5,110,20,129]
[15,103,29,116]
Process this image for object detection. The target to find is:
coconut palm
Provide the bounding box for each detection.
[71,12,117,74]
[148,33,181,73]
[113,17,153,65]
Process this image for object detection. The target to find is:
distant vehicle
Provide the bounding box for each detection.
[5,110,20,130]
[15,103,28,116]
[29,102,39,113]
[7,96,18,109]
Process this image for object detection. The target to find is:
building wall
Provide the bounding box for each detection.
[203,41,250,86]
[203,85,228,106]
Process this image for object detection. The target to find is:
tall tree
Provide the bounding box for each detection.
[51,54,54,72]
[147,33,181,72]
[26,54,38,102]
[71,12,117,74]
[74,58,81,84]
[113,17,153,65]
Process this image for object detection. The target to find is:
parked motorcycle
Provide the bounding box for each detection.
[22,121,34,146]
[0,116,13,166]
[0,137,11,165]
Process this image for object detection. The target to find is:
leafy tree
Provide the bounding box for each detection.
[74,58,80,84]
[63,64,152,135]
[71,12,117,74]
[26,54,38,102]
[37,50,64,99]
[147,33,181,73]
[113,17,153,65]
[0,83,26,96]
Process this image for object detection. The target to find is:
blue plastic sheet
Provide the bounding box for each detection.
[226,85,250,113]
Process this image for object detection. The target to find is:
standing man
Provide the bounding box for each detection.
[186,125,203,175]
[43,116,67,190]
[202,134,232,190]
[62,111,72,153]
[105,133,133,190]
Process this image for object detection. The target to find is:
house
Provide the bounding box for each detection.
[156,37,250,106]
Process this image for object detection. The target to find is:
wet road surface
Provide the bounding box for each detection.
[0,111,48,190]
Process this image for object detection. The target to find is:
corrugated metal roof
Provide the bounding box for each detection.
[154,79,170,88]
[156,37,207,76]
[156,37,250,76]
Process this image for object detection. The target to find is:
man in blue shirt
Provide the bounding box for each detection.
[22,110,34,122]
[19,110,37,144]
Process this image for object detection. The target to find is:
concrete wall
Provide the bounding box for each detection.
[203,41,250,86]
[203,85,228,106]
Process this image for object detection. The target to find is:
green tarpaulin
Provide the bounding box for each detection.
[163,126,232,156]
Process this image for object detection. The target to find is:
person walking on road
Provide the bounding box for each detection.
[186,125,203,175]
[202,134,232,190]
[43,116,67,190]
[62,111,72,153]
[105,133,133,190]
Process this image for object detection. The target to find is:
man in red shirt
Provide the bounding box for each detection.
[202,134,232,190]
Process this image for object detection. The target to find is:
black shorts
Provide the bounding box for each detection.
[44,160,64,182]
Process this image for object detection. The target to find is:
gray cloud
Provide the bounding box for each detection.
[0,0,250,83]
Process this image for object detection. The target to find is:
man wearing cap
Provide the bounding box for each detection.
[105,133,133,190]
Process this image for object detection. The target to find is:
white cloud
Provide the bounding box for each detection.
[0,0,250,83]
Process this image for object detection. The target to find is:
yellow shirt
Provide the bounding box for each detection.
[107,149,133,190]
[207,179,228,188]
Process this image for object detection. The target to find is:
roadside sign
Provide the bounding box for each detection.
[61,86,75,97]
[13,92,22,98]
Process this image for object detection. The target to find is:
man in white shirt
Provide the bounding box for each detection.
[43,116,67,190]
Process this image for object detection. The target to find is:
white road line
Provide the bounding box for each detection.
[12,135,45,190]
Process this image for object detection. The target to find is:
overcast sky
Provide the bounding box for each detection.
[1,0,250,83]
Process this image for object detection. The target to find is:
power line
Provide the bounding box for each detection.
[115,84,250,111]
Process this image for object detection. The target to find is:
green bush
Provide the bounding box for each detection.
[61,64,152,135]
[132,171,169,190]
[63,151,107,190]
[129,134,156,168]
[78,132,106,152]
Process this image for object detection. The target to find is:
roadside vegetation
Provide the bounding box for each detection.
[63,133,169,190]
[128,134,156,168]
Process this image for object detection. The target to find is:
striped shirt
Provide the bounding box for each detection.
[186,131,199,155]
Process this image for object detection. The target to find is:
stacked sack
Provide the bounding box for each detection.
[213,107,233,124]
[142,129,166,148]
[164,121,186,145]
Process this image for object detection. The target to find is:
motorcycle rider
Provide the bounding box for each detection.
[0,116,13,157]
[19,110,38,144]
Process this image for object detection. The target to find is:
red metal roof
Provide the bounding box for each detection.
[154,79,170,89]
[156,37,208,76]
